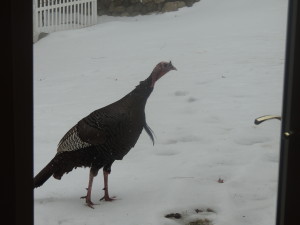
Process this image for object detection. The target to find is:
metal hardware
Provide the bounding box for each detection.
[254,115,282,125]
[283,131,295,138]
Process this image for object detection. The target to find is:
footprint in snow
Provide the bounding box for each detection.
[234,136,270,146]
[262,152,279,163]
[187,97,197,102]
[35,197,56,204]
[156,149,179,156]
[163,135,202,145]
[174,90,189,96]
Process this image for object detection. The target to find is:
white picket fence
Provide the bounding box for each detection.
[33,0,97,42]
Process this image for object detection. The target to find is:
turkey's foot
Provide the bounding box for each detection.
[100,187,116,201]
[86,201,97,209]
[99,194,116,201]
[81,195,98,208]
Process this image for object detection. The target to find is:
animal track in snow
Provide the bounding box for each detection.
[163,135,202,145]
[234,136,270,146]
[262,152,279,163]
[174,90,189,96]
[155,149,179,156]
[36,197,56,204]
[187,97,197,103]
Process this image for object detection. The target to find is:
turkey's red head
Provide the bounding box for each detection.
[151,61,177,87]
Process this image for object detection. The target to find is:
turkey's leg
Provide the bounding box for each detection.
[100,169,116,201]
[81,169,98,208]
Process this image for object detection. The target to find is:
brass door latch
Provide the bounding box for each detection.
[254,115,282,125]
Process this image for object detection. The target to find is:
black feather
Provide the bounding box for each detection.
[144,122,155,145]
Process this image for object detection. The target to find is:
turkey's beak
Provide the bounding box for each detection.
[168,61,177,71]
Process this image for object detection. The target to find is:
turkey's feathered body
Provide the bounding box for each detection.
[79,102,146,160]
[46,79,154,181]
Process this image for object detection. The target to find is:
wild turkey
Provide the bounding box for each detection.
[34,61,177,208]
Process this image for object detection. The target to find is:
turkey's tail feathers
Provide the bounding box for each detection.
[34,156,59,188]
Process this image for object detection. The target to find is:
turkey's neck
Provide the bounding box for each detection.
[121,76,154,109]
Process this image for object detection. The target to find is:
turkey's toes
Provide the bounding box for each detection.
[81,196,98,208]
[100,195,116,201]
[86,200,97,209]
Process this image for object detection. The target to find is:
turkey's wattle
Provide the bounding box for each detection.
[34,61,177,208]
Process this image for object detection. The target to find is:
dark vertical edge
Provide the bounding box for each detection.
[276,0,300,225]
[3,0,14,223]
[9,0,34,225]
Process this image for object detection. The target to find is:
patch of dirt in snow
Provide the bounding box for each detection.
[164,208,216,225]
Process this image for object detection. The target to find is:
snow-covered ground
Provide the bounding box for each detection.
[34,0,288,224]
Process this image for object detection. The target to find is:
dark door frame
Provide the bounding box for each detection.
[7,1,34,225]
[276,1,300,225]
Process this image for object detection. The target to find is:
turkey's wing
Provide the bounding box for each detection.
[77,119,106,145]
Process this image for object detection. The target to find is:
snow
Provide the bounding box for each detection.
[34,0,288,224]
